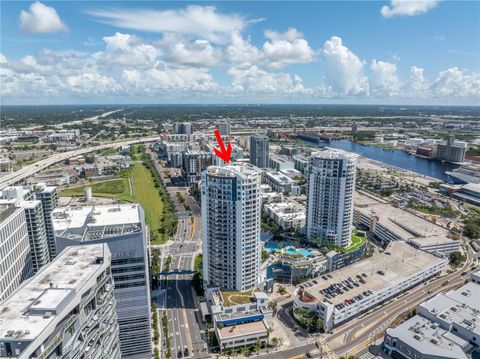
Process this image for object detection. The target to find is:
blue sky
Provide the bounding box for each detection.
[1,1,479,105]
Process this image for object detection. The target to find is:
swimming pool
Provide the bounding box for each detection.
[285,247,312,257]
[265,241,281,252]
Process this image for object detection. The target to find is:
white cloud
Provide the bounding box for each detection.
[322,36,369,96]
[405,66,429,98]
[96,32,159,69]
[158,34,222,68]
[263,28,315,68]
[0,53,7,64]
[88,5,246,43]
[430,67,480,98]
[369,60,401,97]
[227,66,312,96]
[6,49,91,76]
[19,1,68,33]
[122,65,218,95]
[381,0,438,18]
[66,73,122,95]
[226,32,263,68]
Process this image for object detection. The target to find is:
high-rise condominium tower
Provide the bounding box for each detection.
[0,204,33,301]
[53,204,152,358]
[172,122,193,135]
[306,149,358,247]
[216,122,231,136]
[0,244,121,359]
[201,164,262,291]
[34,184,59,259]
[249,134,269,168]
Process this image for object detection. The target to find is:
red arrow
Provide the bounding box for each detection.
[213,129,232,163]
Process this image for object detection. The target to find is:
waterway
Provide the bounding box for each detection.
[307,140,459,181]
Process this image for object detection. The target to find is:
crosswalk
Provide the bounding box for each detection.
[359,352,382,359]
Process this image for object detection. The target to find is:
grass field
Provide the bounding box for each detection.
[129,163,170,244]
[60,161,173,245]
[60,178,133,201]
[346,230,367,253]
[220,290,255,307]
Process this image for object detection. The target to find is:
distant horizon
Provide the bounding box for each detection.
[1,1,478,105]
[1,103,480,109]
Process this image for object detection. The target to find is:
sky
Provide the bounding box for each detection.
[0,1,479,106]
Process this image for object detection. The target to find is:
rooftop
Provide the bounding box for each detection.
[205,164,261,179]
[419,282,480,336]
[0,244,109,342]
[264,171,296,184]
[310,148,359,161]
[52,204,142,241]
[355,191,455,246]
[298,241,443,306]
[217,320,268,339]
[386,316,468,359]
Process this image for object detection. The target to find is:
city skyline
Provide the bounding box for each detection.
[1,1,479,105]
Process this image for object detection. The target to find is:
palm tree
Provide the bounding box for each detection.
[255,338,261,355]
[271,337,280,350]
[266,327,273,353]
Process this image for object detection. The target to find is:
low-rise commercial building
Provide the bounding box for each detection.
[265,254,327,285]
[264,171,300,195]
[204,288,272,350]
[383,279,480,359]
[269,154,294,171]
[293,155,308,175]
[354,191,460,254]
[263,200,306,230]
[48,131,77,142]
[293,241,447,331]
[0,244,121,359]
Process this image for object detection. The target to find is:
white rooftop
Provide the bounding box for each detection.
[386,316,468,359]
[310,148,359,161]
[52,204,142,241]
[205,163,261,179]
[0,244,109,342]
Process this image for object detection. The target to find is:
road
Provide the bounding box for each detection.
[151,151,207,359]
[269,245,476,359]
[327,244,476,357]
[0,136,159,190]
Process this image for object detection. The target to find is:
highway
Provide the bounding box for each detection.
[0,136,159,190]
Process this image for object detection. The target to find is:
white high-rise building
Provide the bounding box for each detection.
[0,243,121,359]
[34,185,59,260]
[0,204,33,301]
[53,204,152,359]
[22,200,50,273]
[306,149,358,247]
[201,164,262,291]
[249,134,269,168]
[1,184,58,263]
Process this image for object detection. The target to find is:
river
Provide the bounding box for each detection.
[307,140,459,181]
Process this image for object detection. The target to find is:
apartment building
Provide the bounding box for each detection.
[0,244,121,359]
[306,149,358,247]
[249,134,269,168]
[53,204,152,359]
[0,204,33,301]
[201,164,262,291]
